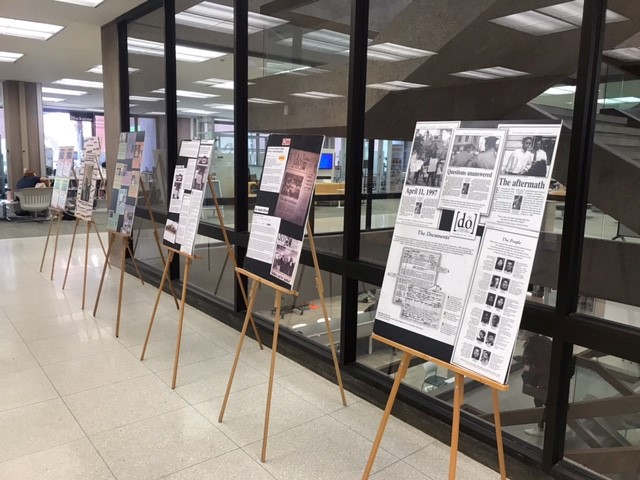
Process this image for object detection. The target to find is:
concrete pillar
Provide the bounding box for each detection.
[2,81,45,190]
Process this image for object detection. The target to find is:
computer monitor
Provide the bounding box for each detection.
[319,152,334,170]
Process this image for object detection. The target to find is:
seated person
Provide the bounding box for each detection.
[16,170,50,189]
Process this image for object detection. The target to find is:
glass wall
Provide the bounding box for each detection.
[115,2,640,478]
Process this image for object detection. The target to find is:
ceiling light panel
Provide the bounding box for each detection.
[0,17,64,41]
[367,81,429,91]
[42,97,65,102]
[0,51,23,62]
[451,66,529,80]
[128,37,224,63]
[537,1,627,26]
[176,2,287,34]
[203,103,234,110]
[153,88,219,99]
[248,98,284,104]
[87,65,139,74]
[543,85,576,95]
[290,91,344,99]
[368,42,436,61]
[490,10,576,35]
[53,0,104,7]
[42,86,87,96]
[53,78,103,89]
[130,95,164,102]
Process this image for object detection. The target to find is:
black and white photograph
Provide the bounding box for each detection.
[471,346,481,361]
[172,174,183,200]
[461,183,470,195]
[495,296,505,310]
[512,195,523,211]
[80,163,93,202]
[280,172,303,200]
[163,219,179,244]
[414,202,422,215]
[495,257,505,271]
[481,310,491,324]
[491,314,501,328]
[505,259,515,274]
[486,293,496,307]
[480,350,491,364]
[490,275,500,289]
[270,234,302,283]
[500,278,510,292]
[486,332,496,347]
[476,330,486,342]
[449,134,501,170]
[405,127,453,187]
[501,135,556,178]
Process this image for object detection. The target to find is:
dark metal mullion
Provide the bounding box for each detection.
[117,21,129,132]
[233,0,249,313]
[544,0,607,471]
[164,0,179,281]
[340,0,369,365]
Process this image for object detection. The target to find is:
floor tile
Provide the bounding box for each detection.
[163,448,276,480]
[91,407,236,480]
[0,367,59,412]
[1,296,81,322]
[243,415,398,480]
[404,441,504,480]
[63,374,189,435]
[43,348,151,395]
[27,327,123,366]
[0,398,85,463]
[370,460,432,480]
[196,381,325,447]
[331,400,436,459]
[0,438,115,479]
[0,342,40,375]
[10,310,102,342]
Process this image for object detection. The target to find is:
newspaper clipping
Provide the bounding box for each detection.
[246,214,282,264]
[451,224,539,383]
[484,124,562,232]
[400,122,459,228]
[376,223,480,346]
[270,233,303,284]
[438,129,506,215]
[274,148,320,226]
[260,146,289,192]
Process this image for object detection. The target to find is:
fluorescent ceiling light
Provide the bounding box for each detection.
[367,42,436,61]
[128,37,225,63]
[176,2,287,34]
[194,78,254,90]
[42,86,87,96]
[53,0,104,7]
[597,96,640,104]
[0,51,23,62]
[248,98,284,104]
[290,91,344,99]
[152,88,219,99]
[542,85,576,95]
[0,17,64,41]
[130,95,163,102]
[538,1,627,26]
[604,47,640,62]
[177,108,218,115]
[367,81,429,91]
[451,66,528,80]
[203,103,234,110]
[42,97,65,102]
[87,65,139,74]
[490,10,576,35]
[146,111,165,115]
[53,78,103,89]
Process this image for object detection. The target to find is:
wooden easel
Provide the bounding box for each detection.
[207,175,262,349]
[361,334,508,480]
[61,217,109,309]
[39,209,64,280]
[218,223,347,463]
[140,247,197,389]
[92,231,149,337]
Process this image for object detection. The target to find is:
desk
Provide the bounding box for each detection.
[547,187,566,201]
[0,200,19,220]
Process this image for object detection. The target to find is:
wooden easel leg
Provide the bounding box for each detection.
[115,236,127,337]
[362,351,412,479]
[218,279,260,422]
[236,270,263,350]
[40,214,55,273]
[171,257,192,389]
[449,373,465,480]
[62,218,80,289]
[140,250,173,360]
[51,214,62,281]
[92,221,109,266]
[261,291,282,463]
[493,389,507,480]
[82,221,91,309]
[126,242,145,285]
[306,222,346,405]
[92,236,114,317]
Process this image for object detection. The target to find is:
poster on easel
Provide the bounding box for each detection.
[162,139,213,255]
[50,146,75,211]
[373,121,561,384]
[106,132,145,235]
[243,134,325,289]
[74,137,102,222]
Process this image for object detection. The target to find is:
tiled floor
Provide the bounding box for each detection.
[0,231,509,479]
